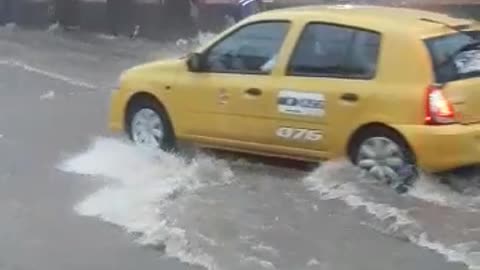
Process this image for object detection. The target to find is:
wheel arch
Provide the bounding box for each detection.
[346,122,417,163]
[124,91,175,134]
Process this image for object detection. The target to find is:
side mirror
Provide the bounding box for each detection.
[187,53,203,72]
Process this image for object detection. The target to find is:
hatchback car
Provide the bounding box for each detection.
[108,5,480,189]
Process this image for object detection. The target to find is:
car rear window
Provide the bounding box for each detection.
[425,31,480,83]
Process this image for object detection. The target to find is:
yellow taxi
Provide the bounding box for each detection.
[109,4,480,189]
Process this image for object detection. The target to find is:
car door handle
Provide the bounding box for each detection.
[340,93,359,102]
[245,88,262,96]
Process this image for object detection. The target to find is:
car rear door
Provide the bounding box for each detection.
[269,22,382,157]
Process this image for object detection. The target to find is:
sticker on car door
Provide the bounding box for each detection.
[277,90,325,117]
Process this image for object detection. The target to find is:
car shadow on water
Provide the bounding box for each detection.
[438,166,480,195]
[200,148,319,172]
[198,146,480,197]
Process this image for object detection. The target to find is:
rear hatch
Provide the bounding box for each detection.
[425,28,480,124]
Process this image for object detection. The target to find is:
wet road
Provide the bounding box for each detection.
[0,27,476,270]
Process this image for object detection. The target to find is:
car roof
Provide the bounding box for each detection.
[252,5,475,36]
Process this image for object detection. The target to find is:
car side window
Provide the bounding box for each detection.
[287,23,381,79]
[204,22,290,74]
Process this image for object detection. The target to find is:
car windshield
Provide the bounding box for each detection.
[425,30,480,83]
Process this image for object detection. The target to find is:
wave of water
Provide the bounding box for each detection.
[59,137,480,270]
[304,161,480,270]
[59,137,234,270]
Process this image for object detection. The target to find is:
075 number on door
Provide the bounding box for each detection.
[276,127,323,142]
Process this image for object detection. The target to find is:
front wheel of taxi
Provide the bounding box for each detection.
[349,127,418,193]
[126,98,176,152]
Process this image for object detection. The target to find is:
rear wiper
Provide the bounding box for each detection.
[420,18,477,39]
[434,40,480,74]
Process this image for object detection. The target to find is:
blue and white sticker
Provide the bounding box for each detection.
[277,90,325,117]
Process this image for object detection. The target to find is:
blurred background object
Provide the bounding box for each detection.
[0,0,14,26]
[2,0,479,41]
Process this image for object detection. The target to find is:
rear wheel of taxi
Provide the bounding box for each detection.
[126,98,176,152]
[349,127,418,193]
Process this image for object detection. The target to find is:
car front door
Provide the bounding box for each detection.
[175,20,292,147]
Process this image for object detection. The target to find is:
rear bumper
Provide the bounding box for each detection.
[395,123,480,172]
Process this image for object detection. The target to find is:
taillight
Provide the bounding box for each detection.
[425,85,456,125]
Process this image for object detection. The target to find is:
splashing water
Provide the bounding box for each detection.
[304,160,480,270]
[60,137,480,270]
[59,137,234,270]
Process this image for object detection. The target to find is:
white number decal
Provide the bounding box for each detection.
[305,130,323,141]
[292,129,307,140]
[276,127,323,141]
[276,127,294,138]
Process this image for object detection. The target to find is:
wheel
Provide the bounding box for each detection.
[349,127,418,193]
[126,98,176,152]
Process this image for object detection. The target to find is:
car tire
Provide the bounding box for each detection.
[126,98,176,152]
[348,126,418,193]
